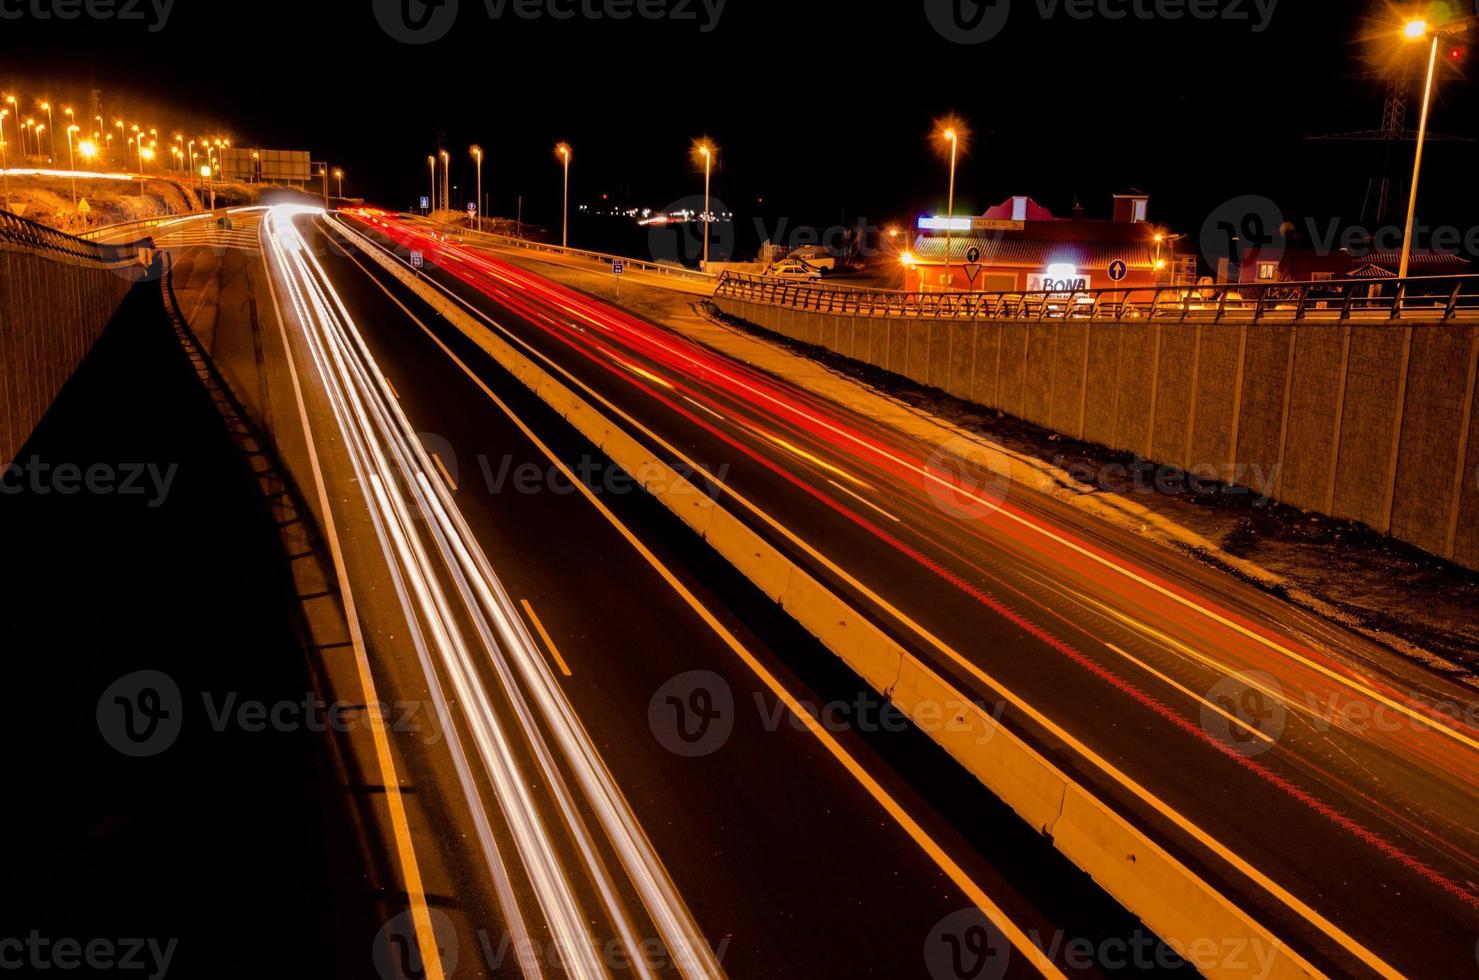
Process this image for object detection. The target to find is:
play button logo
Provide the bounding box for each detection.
[924,0,1010,44]
[374,0,460,44]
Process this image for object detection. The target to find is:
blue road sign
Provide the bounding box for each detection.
[410,251,424,269]
[612,260,625,275]
[1108,259,1129,283]
[419,196,430,210]
[467,202,477,214]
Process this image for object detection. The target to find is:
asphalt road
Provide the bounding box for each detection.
[334,209,1479,979]
[244,208,1207,980]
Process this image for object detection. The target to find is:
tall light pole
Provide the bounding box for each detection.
[1397,18,1463,280]
[40,102,53,159]
[695,139,715,270]
[0,110,10,209]
[439,149,450,212]
[556,142,571,248]
[470,145,483,232]
[427,155,436,214]
[65,124,78,204]
[940,124,960,292]
[334,168,344,198]
[114,120,125,167]
[4,96,18,155]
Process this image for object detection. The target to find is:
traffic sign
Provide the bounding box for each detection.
[1108,259,1128,283]
[964,263,983,285]
[77,198,91,214]
[612,260,624,275]
[467,202,477,214]
[410,250,424,269]
[966,245,981,264]
[419,196,430,210]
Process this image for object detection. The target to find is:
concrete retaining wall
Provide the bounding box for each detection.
[714,297,1479,571]
[0,239,151,465]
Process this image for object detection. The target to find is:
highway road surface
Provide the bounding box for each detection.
[231,204,1196,980]
[304,206,1479,979]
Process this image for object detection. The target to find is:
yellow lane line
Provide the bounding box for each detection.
[520,599,573,678]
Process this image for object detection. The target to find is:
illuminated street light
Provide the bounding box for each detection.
[427,155,436,215]
[40,101,54,158]
[65,123,79,204]
[334,167,345,198]
[934,117,968,292]
[470,145,483,232]
[694,138,716,270]
[556,142,571,248]
[0,109,10,209]
[1397,16,1467,279]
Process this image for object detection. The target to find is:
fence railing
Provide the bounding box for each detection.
[412,214,717,286]
[1,208,153,265]
[715,271,1479,324]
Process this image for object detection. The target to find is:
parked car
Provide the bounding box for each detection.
[768,258,825,279]
[787,245,837,271]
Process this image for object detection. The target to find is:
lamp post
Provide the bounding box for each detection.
[556,142,571,248]
[695,139,715,270]
[439,149,450,212]
[334,167,344,199]
[470,145,483,232]
[65,124,78,204]
[40,102,53,159]
[427,155,436,214]
[0,110,10,209]
[941,125,960,292]
[1397,17,1465,280]
[4,96,18,155]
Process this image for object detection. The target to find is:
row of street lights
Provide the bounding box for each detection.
[424,136,718,261]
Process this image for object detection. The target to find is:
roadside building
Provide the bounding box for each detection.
[903,193,1183,293]
[1237,241,1471,283]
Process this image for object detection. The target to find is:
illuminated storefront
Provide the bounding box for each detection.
[903,193,1184,293]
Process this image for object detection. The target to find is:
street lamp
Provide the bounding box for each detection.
[439,149,450,212]
[39,101,53,158]
[334,167,344,198]
[694,139,715,270]
[555,142,571,248]
[427,155,436,214]
[1397,16,1467,280]
[0,110,10,209]
[65,124,79,203]
[470,145,483,232]
[934,119,966,292]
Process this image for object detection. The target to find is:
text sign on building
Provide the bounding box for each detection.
[972,218,1024,232]
[1027,272,1091,292]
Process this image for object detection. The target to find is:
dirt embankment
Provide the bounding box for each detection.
[1,174,259,234]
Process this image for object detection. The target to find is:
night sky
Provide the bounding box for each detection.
[4,0,1476,255]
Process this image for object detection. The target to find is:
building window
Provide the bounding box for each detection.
[1132,199,1148,223]
[1312,272,1334,282]
[1258,262,1279,281]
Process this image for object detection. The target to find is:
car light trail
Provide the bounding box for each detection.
[263,205,724,980]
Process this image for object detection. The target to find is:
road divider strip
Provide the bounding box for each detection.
[331,215,1362,980]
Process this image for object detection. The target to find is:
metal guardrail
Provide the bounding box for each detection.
[414,215,717,286]
[0,207,153,265]
[715,271,1479,323]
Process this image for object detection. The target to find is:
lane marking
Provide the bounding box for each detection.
[827,478,901,524]
[257,223,447,980]
[521,599,573,678]
[430,450,458,491]
[681,395,726,423]
[385,378,401,399]
[331,241,1064,979]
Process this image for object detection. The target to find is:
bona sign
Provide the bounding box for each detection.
[1027,264,1091,293]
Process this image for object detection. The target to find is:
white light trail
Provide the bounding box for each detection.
[262,205,724,980]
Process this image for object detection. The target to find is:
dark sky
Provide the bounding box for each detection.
[4,0,1476,254]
